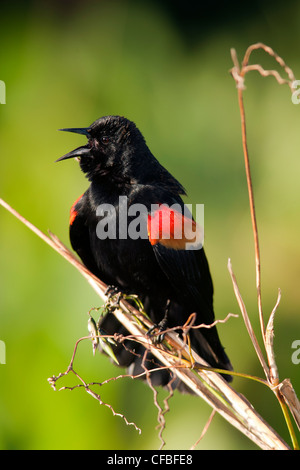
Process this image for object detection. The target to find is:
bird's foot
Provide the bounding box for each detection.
[104,285,123,312]
[147,317,168,344]
[147,299,171,343]
[105,285,120,299]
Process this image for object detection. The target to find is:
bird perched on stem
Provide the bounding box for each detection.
[57,115,232,390]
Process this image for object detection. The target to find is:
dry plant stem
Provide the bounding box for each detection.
[0,197,291,450]
[229,258,299,449]
[230,43,296,381]
[265,289,281,384]
[237,86,266,349]
[228,259,269,378]
[242,43,296,90]
[236,91,281,384]
[279,380,300,432]
[230,43,300,449]
[0,197,108,299]
[190,409,216,450]
[112,305,289,450]
[48,335,142,434]
[276,392,298,451]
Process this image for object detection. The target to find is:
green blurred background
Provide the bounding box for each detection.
[0,0,300,450]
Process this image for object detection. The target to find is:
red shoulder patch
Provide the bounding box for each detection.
[69,194,83,225]
[147,204,203,250]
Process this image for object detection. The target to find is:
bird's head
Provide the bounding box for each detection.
[57,115,185,195]
[56,115,147,182]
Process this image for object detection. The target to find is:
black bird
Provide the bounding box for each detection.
[57,115,232,390]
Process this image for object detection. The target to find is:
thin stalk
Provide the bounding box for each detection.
[275,390,299,450]
[236,86,266,344]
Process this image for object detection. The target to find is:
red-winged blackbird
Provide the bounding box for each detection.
[57,115,232,390]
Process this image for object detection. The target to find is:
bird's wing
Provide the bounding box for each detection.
[69,191,100,275]
[147,201,215,325]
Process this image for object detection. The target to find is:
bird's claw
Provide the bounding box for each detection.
[147,319,168,344]
[105,285,120,299]
[104,286,123,313]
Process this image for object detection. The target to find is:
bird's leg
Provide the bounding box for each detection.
[147,299,171,343]
[105,286,147,316]
[109,291,123,310]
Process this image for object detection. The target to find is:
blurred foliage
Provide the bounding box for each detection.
[0,0,300,450]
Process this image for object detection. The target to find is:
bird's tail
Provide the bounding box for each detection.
[189,326,233,382]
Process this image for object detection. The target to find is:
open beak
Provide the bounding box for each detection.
[55,145,91,162]
[56,127,91,162]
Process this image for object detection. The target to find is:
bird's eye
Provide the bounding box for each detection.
[101,136,110,144]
